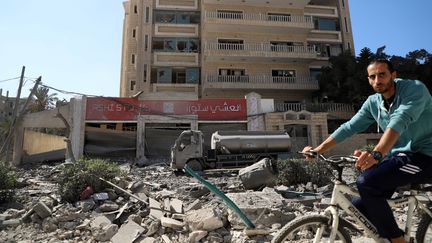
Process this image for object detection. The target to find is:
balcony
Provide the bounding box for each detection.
[275,103,355,117]
[204,11,313,34]
[154,24,199,37]
[153,52,199,66]
[156,0,198,10]
[304,5,338,18]
[203,0,310,8]
[204,75,319,91]
[204,43,317,63]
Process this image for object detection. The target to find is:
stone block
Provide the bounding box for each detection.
[185,208,224,231]
[160,217,184,230]
[111,221,145,243]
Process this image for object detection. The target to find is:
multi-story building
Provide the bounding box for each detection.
[120,0,354,106]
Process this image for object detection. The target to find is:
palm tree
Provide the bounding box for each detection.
[28,87,58,112]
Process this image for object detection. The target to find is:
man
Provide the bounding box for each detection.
[303,58,432,243]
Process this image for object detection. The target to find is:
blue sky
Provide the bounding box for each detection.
[1,0,431,100]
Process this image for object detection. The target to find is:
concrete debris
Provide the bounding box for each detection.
[238,158,278,190]
[0,159,396,242]
[111,221,144,243]
[185,208,225,231]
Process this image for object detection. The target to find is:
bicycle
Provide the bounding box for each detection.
[271,151,432,243]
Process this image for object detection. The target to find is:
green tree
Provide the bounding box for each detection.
[28,87,59,112]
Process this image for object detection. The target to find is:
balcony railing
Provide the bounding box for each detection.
[206,75,319,90]
[205,11,314,28]
[275,103,355,113]
[204,43,317,58]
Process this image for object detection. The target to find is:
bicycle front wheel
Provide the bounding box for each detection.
[271,214,352,243]
[416,214,432,243]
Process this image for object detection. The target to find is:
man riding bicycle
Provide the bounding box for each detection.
[303,58,432,243]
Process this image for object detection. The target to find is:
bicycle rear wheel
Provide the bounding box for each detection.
[271,214,352,243]
[416,214,432,243]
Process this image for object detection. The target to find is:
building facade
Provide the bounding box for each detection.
[119,0,354,105]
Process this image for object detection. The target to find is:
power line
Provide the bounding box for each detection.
[0,76,21,83]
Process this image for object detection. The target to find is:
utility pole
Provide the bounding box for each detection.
[3,66,25,162]
[1,76,41,164]
[11,66,25,119]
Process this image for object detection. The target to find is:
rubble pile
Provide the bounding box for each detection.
[0,161,421,242]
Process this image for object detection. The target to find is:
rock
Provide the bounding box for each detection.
[140,237,156,243]
[99,201,119,212]
[170,198,183,214]
[111,221,145,243]
[90,215,112,229]
[95,224,118,241]
[238,158,278,190]
[42,218,58,232]
[128,214,143,225]
[243,228,270,237]
[33,202,52,219]
[145,220,161,237]
[149,198,164,220]
[160,217,184,230]
[185,208,225,231]
[188,230,208,243]
[161,234,172,243]
[0,219,21,227]
[184,199,202,212]
[77,199,96,213]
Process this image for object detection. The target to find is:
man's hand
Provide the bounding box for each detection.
[302,146,316,160]
[354,150,379,170]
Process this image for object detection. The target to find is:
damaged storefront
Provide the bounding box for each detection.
[85,97,248,160]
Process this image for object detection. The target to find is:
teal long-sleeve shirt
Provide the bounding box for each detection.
[331,79,432,157]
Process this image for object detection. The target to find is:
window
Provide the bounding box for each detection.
[130,80,136,91]
[186,68,199,84]
[217,10,243,19]
[153,38,199,52]
[218,69,247,82]
[157,67,172,83]
[134,5,138,14]
[219,69,245,76]
[145,35,148,51]
[143,64,147,82]
[272,69,296,83]
[313,17,339,31]
[344,17,348,32]
[309,68,321,80]
[132,29,136,38]
[341,0,345,7]
[267,13,291,22]
[131,54,135,64]
[154,10,200,24]
[145,7,149,23]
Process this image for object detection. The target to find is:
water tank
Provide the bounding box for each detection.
[211,131,291,154]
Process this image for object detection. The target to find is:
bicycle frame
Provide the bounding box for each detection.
[320,180,432,243]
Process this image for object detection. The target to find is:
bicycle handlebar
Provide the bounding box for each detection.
[297,151,358,164]
[297,151,359,182]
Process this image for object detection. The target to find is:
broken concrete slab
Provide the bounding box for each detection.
[139,237,156,243]
[243,228,270,237]
[160,217,184,230]
[170,198,183,214]
[90,215,112,229]
[98,201,119,212]
[238,158,278,190]
[184,199,202,212]
[188,230,208,243]
[226,189,295,228]
[185,208,224,231]
[95,224,118,242]
[161,234,172,243]
[149,198,164,220]
[111,221,145,243]
[32,202,52,219]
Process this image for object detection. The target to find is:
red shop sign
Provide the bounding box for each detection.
[85,97,247,121]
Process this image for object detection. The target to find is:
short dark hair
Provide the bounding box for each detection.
[368,58,395,73]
